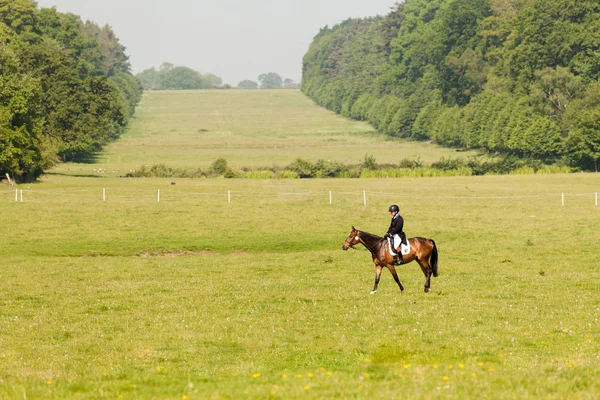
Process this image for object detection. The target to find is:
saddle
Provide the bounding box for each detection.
[387,234,410,256]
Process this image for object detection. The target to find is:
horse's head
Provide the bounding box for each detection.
[342,226,360,250]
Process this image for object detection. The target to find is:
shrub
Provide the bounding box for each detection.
[314,159,348,177]
[287,158,316,178]
[242,170,275,179]
[223,168,238,178]
[210,158,229,176]
[276,170,299,179]
[362,154,377,170]
[398,156,424,169]
[431,157,467,171]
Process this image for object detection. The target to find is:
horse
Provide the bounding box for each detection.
[342,226,438,294]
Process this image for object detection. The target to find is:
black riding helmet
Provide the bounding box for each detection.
[388,204,400,213]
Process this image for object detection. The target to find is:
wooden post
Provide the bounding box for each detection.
[363,190,367,206]
[228,190,231,204]
[561,193,564,206]
[329,191,332,205]
[157,189,161,203]
[103,188,106,202]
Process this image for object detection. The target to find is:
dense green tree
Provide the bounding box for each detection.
[301,0,600,170]
[202,72,222,88]
[283,78,299,89]
[237,80,258,89]
[81,21,130,76]
[135,63,222,90]
[158,66,206,90]
[136,67,160,90]
[0,0,141,179]
[258,72,282,89]
[564,108,600,171]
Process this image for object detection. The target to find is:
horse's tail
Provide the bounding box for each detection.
[429,239,438,277]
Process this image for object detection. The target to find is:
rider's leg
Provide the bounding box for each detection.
[394,253,403,265]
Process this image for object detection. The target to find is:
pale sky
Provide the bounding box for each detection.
[35,0,398,85]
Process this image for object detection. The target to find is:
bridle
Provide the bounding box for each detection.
[347,231,385,252]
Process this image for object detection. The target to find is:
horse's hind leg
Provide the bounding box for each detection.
[371,265,383,294]
[387,265,404,292]
[417,259,432,293]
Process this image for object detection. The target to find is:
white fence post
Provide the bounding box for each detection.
[561,193,564,206]
[363,190,367,206]
[228,190,231,204]
[595,192,598,206]
[15,189,18,202]
[103,188,106,202]
[20,189,23,203]
[329,191,332,205]
[157,189,160,203]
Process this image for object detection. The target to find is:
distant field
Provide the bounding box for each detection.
[51,89,477,176]
[2,89,600,399]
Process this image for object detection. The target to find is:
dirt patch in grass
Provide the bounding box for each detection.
[138,250,217,258]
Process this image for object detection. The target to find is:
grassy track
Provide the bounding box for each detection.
[1,90,600,399]
[51,89,477,176]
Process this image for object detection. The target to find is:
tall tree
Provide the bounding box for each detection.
[258,72,282,88]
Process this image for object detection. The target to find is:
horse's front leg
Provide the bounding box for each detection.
[387,265,404,292]
[371,265,383,294]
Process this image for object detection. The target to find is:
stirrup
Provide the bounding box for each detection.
[394,256,403,265]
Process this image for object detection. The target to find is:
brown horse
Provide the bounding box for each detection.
[342,226,438,294]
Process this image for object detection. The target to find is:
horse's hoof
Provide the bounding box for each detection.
[424,287,430,293]
[370,291,377,295]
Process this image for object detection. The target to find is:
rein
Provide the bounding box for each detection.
[356,231,385,253]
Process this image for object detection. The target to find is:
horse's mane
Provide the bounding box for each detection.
[358,230,382,240]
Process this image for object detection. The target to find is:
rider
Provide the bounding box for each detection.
[385,204,406,265]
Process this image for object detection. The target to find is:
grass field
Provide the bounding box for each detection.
[1,89,600,399]
[51,89,478,176]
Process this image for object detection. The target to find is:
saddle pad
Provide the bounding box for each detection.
[400,241,411,255]
[388,236,410,256]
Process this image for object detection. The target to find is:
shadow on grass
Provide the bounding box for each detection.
[67,152,102,164]
[44,172,104,179]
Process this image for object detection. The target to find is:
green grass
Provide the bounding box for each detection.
[51,89,478,176]
[1,174,600,399]
[1,89,600,398]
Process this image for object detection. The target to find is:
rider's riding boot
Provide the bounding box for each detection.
[394,254,403,266]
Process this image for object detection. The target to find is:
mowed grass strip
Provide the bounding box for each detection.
[1,174,599,398]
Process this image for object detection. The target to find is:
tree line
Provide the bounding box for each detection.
[302,0,600,171]
[0,0,142,181]
[238,73,298,89]
[136,66,301,91]
[136,62,224,90]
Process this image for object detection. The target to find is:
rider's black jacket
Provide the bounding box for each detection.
[386,214,404,237]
